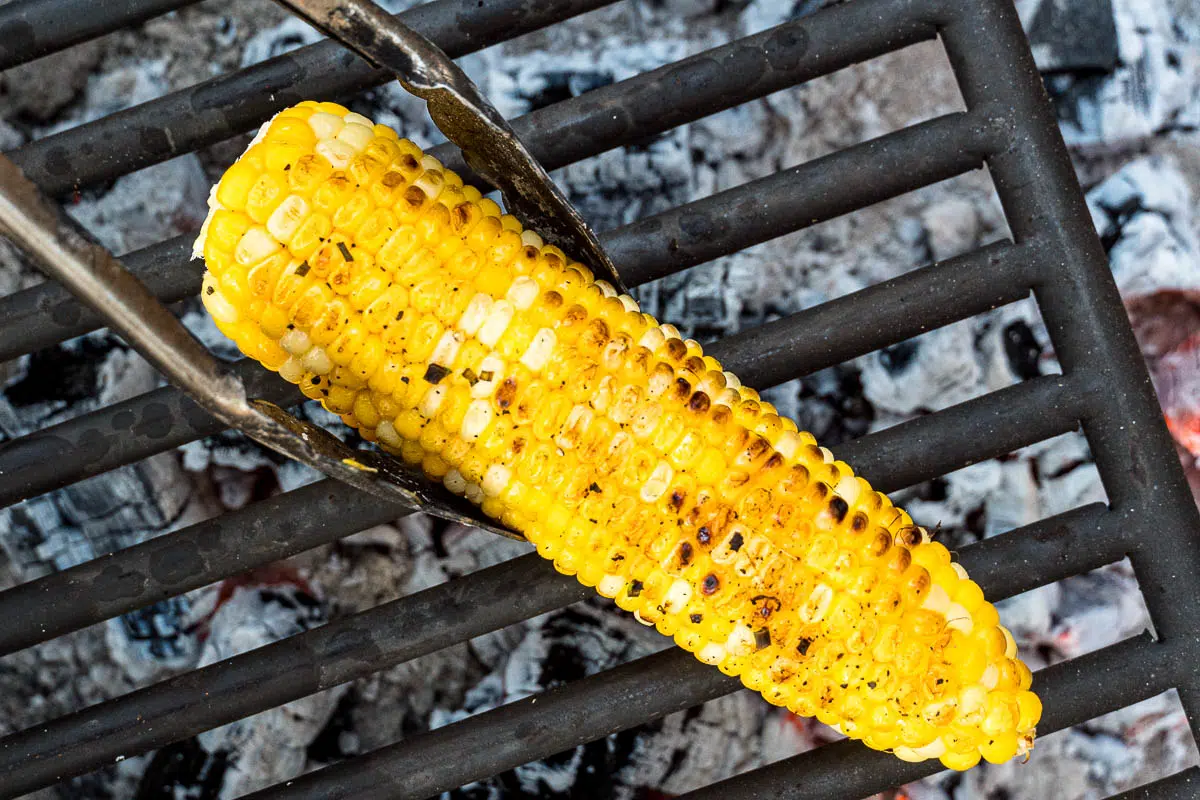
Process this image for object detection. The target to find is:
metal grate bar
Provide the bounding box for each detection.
[0,357,294,508]
[717,241,1033,388]
[0,235,194,362]
[830,375,1083,493]
[0,380,1099,793]
[9,0,937,198]
[0,128,1016,511]
[0,110,988,366]
[0,554,589,800]
[249,633,1171,800]
[0,478,400,656]
[4,0,618,196]
[676,633,1171,800]
[0,43,986,362]
[1110,767,1200,799]
[940,0,1200,718]
[0,0,196,71]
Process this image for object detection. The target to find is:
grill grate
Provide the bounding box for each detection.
[0,0,1198,797]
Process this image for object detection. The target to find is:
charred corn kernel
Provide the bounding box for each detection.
[195,104,1040,771]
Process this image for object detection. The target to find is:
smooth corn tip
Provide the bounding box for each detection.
[195,103,1040,770]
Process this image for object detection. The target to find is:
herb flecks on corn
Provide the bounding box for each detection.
[194,102,1041,770]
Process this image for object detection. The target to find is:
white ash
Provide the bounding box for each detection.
[1088,155,1200,300]
[182,578,342,799]
[1040,0,1200,147]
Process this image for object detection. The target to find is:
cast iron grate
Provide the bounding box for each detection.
[0,0,1197,797]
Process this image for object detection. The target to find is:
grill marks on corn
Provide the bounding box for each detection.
[196,102,1040,772]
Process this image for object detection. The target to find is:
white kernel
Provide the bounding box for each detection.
[342,112,375,129]
[336,122,374,151]
[715,388,740,407]
[638,327,665,351]
[959,685,987,716]
[640,460,674,502]
[799,583,834,624]
[662,579,692,614]
[235,226,282,265]
[892,746,925,763]
[722,371,741,389]
[835,475,861,505]
[280,328,312,356]
[1002,627,1018,658]
[482,464,511,497]
[279,356,305,383]
[556,405,593,450]
[265,194,311,243]
[951,563,970,581]
[443,469,467,495]
[619,295,640,312]
[376,420,403,449]
[591,375,616,415]
[597,575,625,599]
[520,230,543,248]
[413,170,444,200]
[520,328,556,372]
[911,739,948,759]
[921,585,951,615]
[201,276,240,324]
[819,446,835,463]
[773,430,800,460]
[506,276,539,310]
[945,603,974,634]
[307,111,345,140]
[725,624,756,657]
[595,280,616,298]
[419,384,447,417]
[633,610,655,627]
[697,643,726,665]
[464,483,484,504]
[660,323,681,340]
[302,346,333,375]
[477,300,514,347]
[470,355,505,398]
[461,399,494,442]
[316,138,357,169]
[419,154,444,173]
[710,527,747,565]
[458,293,493,335]
[431,329,464,366]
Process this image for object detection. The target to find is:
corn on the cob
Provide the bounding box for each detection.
[194,101,1041,770]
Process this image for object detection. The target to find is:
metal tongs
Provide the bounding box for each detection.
[0,0,626,538]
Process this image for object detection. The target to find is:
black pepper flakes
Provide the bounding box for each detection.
[628,580,643,597]
[797,637,812,656]
[336,241,354,262]
[479,370,494,382]
[679,542,693,566]
[463,368,479,385]
[588,482,602,494]
[295,261,311,277]
[729,532,744,552]
[689,613,702,624]
[754,629,771,650]
[423,364,450,384]
[697,526,712,545]
[701,574,720,595]
[400,376,410,384]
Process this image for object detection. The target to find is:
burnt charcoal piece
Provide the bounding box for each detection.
[1003,320,1043,380]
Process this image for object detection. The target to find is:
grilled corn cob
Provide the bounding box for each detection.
[194,101,1041,770]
